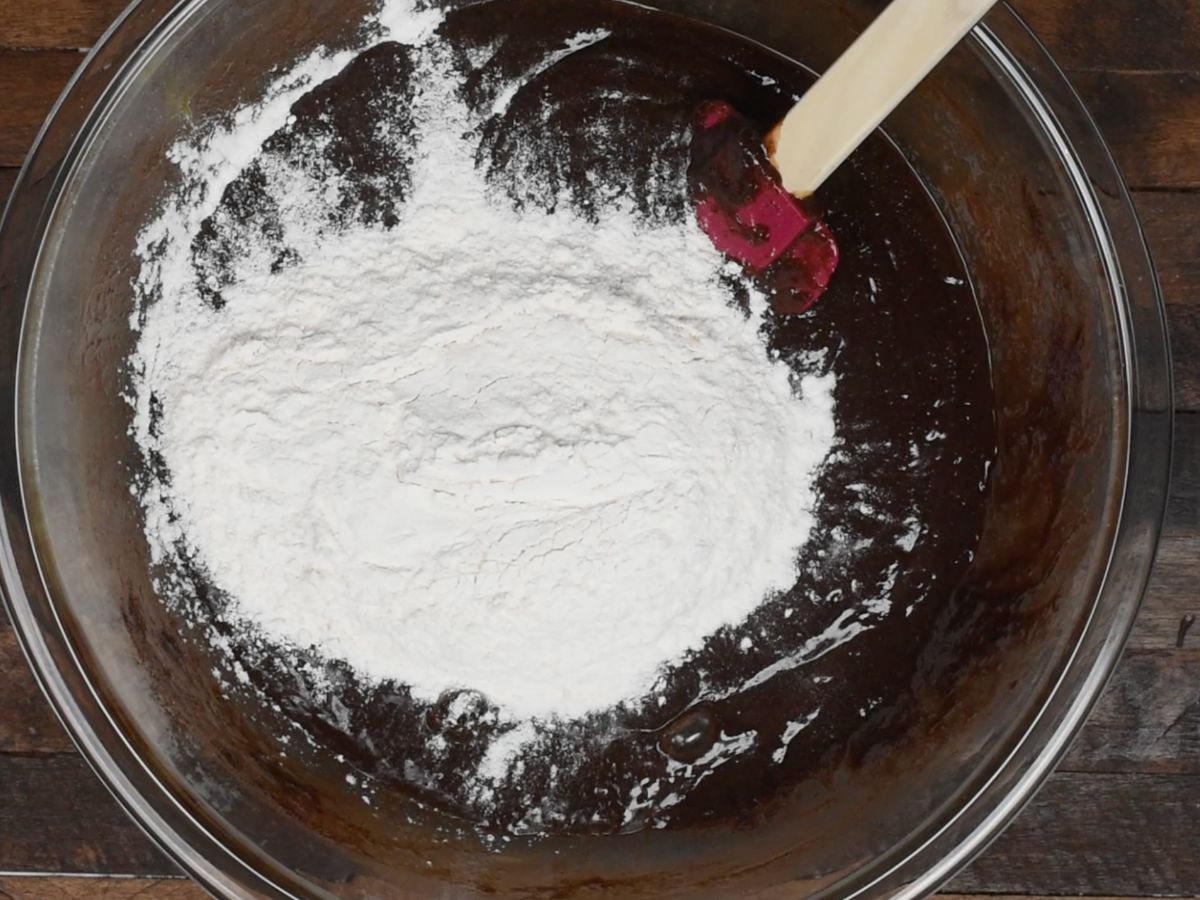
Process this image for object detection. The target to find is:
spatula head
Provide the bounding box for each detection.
[688,100,839,314]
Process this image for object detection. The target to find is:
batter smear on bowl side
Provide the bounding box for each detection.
[127,0,996,840]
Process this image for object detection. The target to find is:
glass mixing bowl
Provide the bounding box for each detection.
[0,0,1172,897]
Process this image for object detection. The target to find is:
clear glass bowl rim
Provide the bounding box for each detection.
[0,1,1173,897]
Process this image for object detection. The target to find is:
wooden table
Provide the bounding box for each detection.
[0,1,1196,897]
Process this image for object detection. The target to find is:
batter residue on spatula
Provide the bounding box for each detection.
[689,99,840,314]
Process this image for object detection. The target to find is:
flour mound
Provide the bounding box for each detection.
[130,25,835,724]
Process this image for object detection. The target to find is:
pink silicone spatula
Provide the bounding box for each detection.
[689,0,999,314]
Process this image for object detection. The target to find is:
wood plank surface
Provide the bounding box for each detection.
[1019,1,1200,72]
[0,877,203,900]
[0,623,73,755]
[1122,416,1200,651]
[0,0,1197,897]
[1073,71,1200,189]
[1060,647,1200,774]
[0,1,130,50]
[947,774,1200,897]
[0,50,84,168]
[0,756,170,876]
[0,169,15,208]
[1135,193,1200,411]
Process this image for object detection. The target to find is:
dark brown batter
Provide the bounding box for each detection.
[167,0,997,843]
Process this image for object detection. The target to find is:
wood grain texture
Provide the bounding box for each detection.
[0,621,74,755]
[1135,192,1200,410]
[1165,414,1200,528]
[0,0,131,50]
[1124,414,1200,651]
[1018,0,1200,72]
[0,168,15,209]
[948,774,1200,897]
[0,756,170,876]
[0,50,83,167]
[1060,647,1200,774]
[0,877,203,900]
[1128,531,1200,653]
[1072,71,1200,189]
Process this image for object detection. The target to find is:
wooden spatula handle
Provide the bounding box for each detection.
[767,0,998,198]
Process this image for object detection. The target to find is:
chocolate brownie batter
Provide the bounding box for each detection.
[175,0,996,841]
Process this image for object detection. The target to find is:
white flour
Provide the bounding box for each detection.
[129,0,835,757]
